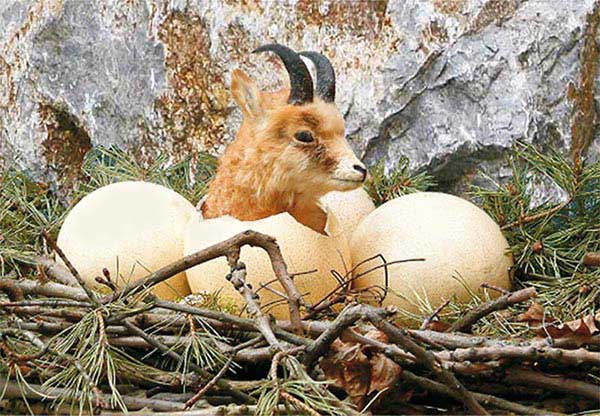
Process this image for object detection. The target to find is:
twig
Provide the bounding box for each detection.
[0,328,105,408]
[279,319,600,350]
[32,256,79,286]
[253,268,316,296]
[548,334,600,349]
[480,282,510,295]
[437,345,600,366]
[41,230,101,307]
[226,253,281,349]
[302,303,488,414]
[1,305,86,321]
[303,303,394,367]
[448,287,537,332]
[504,367,600,401]
[104,231,304,334]
[154,300,311,347]
[1,279,90,301]
[185,358,234,409]
[225,259,349,415]
[5,317,128,336]
[269,346,306,382]
[407,329,520,350]
[441,359,504,376]
[420,299,451,330]
[251,234,305,335]
[501,199,570,230]
[0,280,24,301]
[122,319,254,404]
[132,404,295,415]
[400,370,563,415]
[0,299,91,308]
[365,306,489,415]
[345,329,503,376]
[302,294,346,320]
[109,336,283,363]
[0,379,185,412]
[306,257,424,319]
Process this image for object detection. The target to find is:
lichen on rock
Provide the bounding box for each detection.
[154,11,230,156]
[39,103,91,194]
[568,2,599,162]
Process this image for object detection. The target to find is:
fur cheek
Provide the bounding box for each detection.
[297,144,336,175]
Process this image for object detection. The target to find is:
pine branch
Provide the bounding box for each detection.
[122,319,253,404]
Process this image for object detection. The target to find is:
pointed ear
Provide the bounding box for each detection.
[231,69,263,118]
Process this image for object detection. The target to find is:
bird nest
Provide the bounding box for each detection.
[0,144,598,415]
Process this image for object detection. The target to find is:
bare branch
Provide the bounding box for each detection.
[448,287,537,332]
[41,230,101,307]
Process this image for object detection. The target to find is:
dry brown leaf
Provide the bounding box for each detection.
[320,330,402,409]
[321,340,371,408]
[542,315,599,339]
[424,320,451,332]
[363,329,389,344]
[514,303,599,344]
[515,302,546,324]
[368,352,402,395]
[319,356,345,391]
[341,347,371,407]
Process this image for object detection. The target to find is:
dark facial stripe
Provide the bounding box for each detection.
[304,143,336,172]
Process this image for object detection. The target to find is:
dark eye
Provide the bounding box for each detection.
[294,131,314,143]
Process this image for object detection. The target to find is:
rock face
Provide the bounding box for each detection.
[1,0,598,195]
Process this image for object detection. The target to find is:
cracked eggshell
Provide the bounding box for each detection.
[184,210,350,319]
[57,181,196,300]
[320,188,375,239]
[350,192,513,320]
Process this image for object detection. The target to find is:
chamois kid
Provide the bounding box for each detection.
[202,44,367,234]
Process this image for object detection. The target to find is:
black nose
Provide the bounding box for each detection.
[353,164,367,182]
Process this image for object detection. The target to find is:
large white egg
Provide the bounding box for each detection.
[57,181,196,300]
[320,188,375,239]
[184,210,350,319]
[350,192,513,318]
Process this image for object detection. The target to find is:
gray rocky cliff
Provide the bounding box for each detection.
[1,0,598,196]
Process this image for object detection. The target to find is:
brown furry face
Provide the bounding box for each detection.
[264,101,353,185]
[204,68,366,233]
[230,68,366,197]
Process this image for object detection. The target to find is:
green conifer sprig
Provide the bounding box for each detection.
[471,142,599,319]
[365,156,436,206]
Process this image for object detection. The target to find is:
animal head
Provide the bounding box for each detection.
[230,44,367,197]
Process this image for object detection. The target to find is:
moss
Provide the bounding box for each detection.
[296,0,389,39]
[155,11,230,157]
[39,103,91,196]
[568,3,599,162]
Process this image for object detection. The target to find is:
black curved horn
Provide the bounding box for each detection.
[299,51,335,103]
[253,44,314,105]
